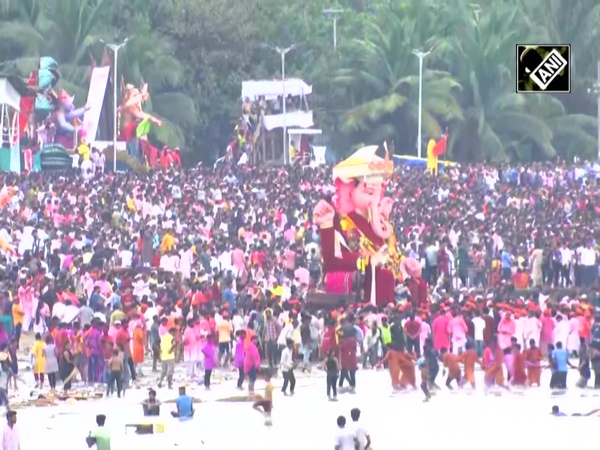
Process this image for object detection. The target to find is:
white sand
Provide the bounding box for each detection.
[13,368,599,449]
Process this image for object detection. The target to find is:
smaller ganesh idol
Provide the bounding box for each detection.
[119,83,162,148]
[313,144,402,307]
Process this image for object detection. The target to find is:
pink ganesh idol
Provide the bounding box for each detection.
[313,145,400,306]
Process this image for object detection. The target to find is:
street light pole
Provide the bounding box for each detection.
[101,38,129,172]
[323,9,344,50]
[597,61,600,161]
[265,44,300,165]
[412,49,431,159]
[590,61,600,162]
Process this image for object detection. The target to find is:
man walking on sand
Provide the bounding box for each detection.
[0,411,19,450]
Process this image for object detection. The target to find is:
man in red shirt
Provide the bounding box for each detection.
[54,323,69,359]
[404,313,422,357]
[115,320,136,381]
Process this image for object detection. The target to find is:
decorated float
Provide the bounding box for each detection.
[1,53,164,173]
[30,57,88,170]
[308,145,429,309]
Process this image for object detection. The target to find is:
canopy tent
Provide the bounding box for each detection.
[393,154,458,169]
[242,79,312,100]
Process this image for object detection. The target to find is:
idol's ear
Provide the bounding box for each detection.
[334,178,355,215]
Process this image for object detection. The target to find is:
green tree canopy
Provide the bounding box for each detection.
[0,0,597,162]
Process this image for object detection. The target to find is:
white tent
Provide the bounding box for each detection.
[242,79,312,100]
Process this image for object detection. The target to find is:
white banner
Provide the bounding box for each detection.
[312,145,327,165]
[263,110,314,131]
[82,66,110,142]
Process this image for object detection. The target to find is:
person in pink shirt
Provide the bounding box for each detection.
[283,245,296,277]
[244,335,261,393]
[523,310,542,349]
[17,280,34,332]
[566,313,581,355]
[539,309,555,356]
[193,321,204,367]
[94,278,111,297]
[158,317,169,337]
[296,266,311,287]
[283,226,295,244]
[447,310,468,354]
[81,273,94,300]
[183,318,199,379]
[231,246,246,279]
[497,311,516,350]
[432,310,450,351]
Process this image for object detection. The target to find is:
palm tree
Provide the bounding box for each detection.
[0,0,46,73]
[519,0,600,119]
[108,20,197,148]
[437,0,596,162]
[0,0,195,148]
[333,0,463,151]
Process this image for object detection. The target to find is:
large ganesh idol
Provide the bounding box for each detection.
[313,145,401,307]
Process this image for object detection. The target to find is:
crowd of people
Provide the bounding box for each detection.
[0,158,596,409]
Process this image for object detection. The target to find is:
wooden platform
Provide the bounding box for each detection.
[305,292,358,309]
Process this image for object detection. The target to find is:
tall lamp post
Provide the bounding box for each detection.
[323,8,344,50]
[100,38,129,172]
[412,49,431,159]
[263,43,300,165]
[590,61,600,161]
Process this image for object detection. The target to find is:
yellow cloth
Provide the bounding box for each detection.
[217,320,233,343]
[32,340,46,373]
[82,251,93,265]
[426,139,438,175]
[264,381,274,401]
[160,234,175,254]
[160,334,175,361]
[126,197,135,212]
[110,310,126,325]
[380,324,392,344]
[271,286,283,298]
[12,303,24,325]
[77,143,91,161]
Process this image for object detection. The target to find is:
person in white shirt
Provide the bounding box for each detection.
[350,408,371,450]
[51,301,67,322]
[580,244,597,288]
[118,247,133,268]
[471,310,486,357]
[277,321,294,354]
[0,410,20,450]
[334,415,358,450]
[279,338,295,395]
[559,245,572,287]
[81,158,93,180]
